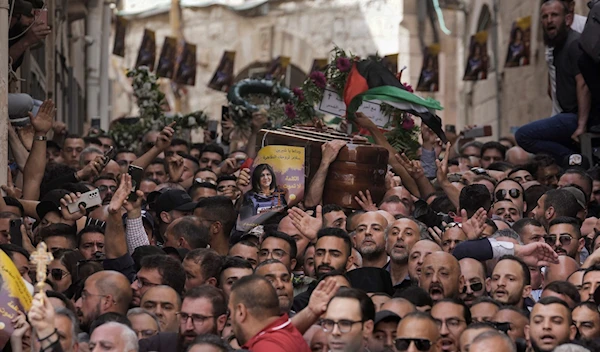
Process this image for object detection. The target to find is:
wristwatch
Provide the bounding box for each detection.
[34,135,47,141]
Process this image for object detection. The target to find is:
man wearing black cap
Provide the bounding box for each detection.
[36,189,77,228]
[367,310,401,352]
[155,189,197,241]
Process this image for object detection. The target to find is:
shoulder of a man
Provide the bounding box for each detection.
[138,332,178,352]
[249,331,310,352]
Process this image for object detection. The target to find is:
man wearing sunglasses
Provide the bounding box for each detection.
[546,216,585,262]
[494,179,525,214]
[394,311,441,352]
[459,258,486,307]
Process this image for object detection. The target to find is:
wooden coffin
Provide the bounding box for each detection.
[257,127,389,209]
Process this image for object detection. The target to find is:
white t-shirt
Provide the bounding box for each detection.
[546,14,587,116]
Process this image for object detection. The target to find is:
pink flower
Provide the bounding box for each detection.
[310,71,327,89]
[402,116,415,130]
[292,87,305,102]
[336,57,352,72]
[284,104,296,119]
[403,83,414,93]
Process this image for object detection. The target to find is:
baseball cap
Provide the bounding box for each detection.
[374,310,400,325]
[36,189,70,219]
[563,154,590,171]
[155,189,197,214]
[10,0,33,17]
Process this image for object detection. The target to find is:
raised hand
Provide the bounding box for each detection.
[395,153,425,180]
[427,225,443,246]
[461,208,487,240]
[355,190,378,211]
[288,205,323,241]
[2,168,22,199]
[237,168,251,189]
[25,22,51,46]
[435,142,451,183]
[166,154,184,182]
[307,279,340,317]
[28,291,56,341]
[515,242,559,267]
[219,157,240,176]
[77,155,105,181]
[155,122,175,151]
[353,112,377,130]
[30,99,55,135]
[108,174,133,214]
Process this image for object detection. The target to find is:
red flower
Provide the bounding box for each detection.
[310,71,327,89]
[336,57,352,72]
[403,83,414,93]
[292,87,305,102]
[284,104,296,119]
[402,116,415,130]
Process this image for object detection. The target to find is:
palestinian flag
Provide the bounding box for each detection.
[343,60,447,143]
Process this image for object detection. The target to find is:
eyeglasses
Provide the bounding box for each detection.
[98,185,117,193]
[50,268,70,281]
[462,282,484,293]
[495,188,521,201]
[135,278,160,290]
[434,318,466,330]
[320,319,363,333]
[177,312,215,326]
[394,338,433,351]
[259,249,288,260]
[544,234,573,246]
[444,222,462,231]
[134,329,158,339]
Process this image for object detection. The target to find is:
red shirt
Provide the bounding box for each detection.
[242,314,311,352]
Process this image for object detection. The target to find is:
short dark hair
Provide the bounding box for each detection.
[497,305,528,319]
[394,286,433,308]
[543,281,580,306]
[487,162,514,172]
[220,256,253,283]
[471,296,501,308]
[459,184,491,217]
[524,185,551,213]
[430,195,456,214]
[0,243,30,261]
[583,264,600,279]
[140,255,186,294]
[230,275,280,319]
[195,196,236,239]
[188,334,230,352]
[170,138,189,149]
[548,216,581,239]
[507,166,535,179]
[255,258,291,274]
[574,301,598,313]
[512,218,543,236]
[149,158,166,168]
[460,141,483,156]
[46,290,76,314]
[496,255,531,285]
[323,204,344,215]
[83,136,102,146]
[200,144,225,160]
[330,287,375,322]
[562,168,593,200]
[217,175,237,184]
[184,249,224,286]
[76,225,105,248]
[89,312,131,335]
[544,189,580,219]
[261,231,297,260]
[534,296,572,324]
[316,227,352,257]
[40,224,77,248]
[434,297,472,325]
[184,285,228,318]
[180,153,199,166]
[481,142,507,159]
[167,216,210,249]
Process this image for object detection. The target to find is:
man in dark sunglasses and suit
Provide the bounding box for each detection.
[394,311,441,351]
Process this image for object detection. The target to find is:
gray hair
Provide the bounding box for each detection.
[79,147,103,167]
[55,308,79,350]
[471,330,516,352]
[491,228,523,245]
[96,322,139,352]
[553,344,591,352]
[126,308,161,332]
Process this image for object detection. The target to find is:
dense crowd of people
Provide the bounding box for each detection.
[3,0,600,351]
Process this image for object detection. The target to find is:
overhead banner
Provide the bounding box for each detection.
[265,56,291,80]
[463,31,489,81]
[156,36,178,78]
[208,51,236,92]
[173,42,197,86]
[382,54,399,75]
[505,16,531,68]
[135,29,157,71]
[417,44,440,92]
[112,16,128,57]
[310,59,328,74]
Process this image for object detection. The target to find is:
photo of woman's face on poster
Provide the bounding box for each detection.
[135,29,156,71]
[505,17,531,68]
[209,51,236,92]
[417,52,439,92]
[463,33,489,81]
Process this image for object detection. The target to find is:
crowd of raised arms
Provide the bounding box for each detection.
[3,0,600,351]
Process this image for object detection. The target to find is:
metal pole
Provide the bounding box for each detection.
[492,0,502,138]
[99,1,111,131]
[0,0,10,187]
[170,0,182,113]
[87,0,102,131]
